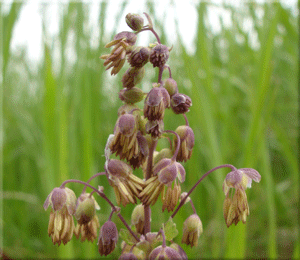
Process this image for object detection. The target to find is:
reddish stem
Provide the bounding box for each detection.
[171,164,237,218]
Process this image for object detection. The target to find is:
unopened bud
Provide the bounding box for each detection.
[119,87,145,104]
[131,204,145,234]
[164,78,178,96]
[181,214,203,247]
[149,245,181,260]
[75,193,99,224]
[122,67,145,89]
[106,159,132,179]
[98,220,118,256]
[126,13,144,31]
[128,46,150,67]
[150,44,170,68]
[171,93,192,114]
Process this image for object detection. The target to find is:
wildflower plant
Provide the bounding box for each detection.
[43,12,261,258]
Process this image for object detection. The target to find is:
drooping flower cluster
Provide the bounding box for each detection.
[43,12,261,259]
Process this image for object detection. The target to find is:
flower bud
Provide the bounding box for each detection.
[122,67,145,89]
[126,13,144,31]
[150,44,169,68]
[119,87,145,104]
[118,114,137,136]
[163,78,178,96]
[131,204,145,234]
[106,159,132,179]
[144,87,170,121]
[174,125,195,162]
[149,245,181,260]
[169,243,188,260]
[128,46,150,68]
[146,119,164,139]
[119,252,139,260]
[153,148,173,166]
[181,214,203,247]
[154,158,186,185]
[98,220,118,256]
[75,193,99,225]
[171,93,192,114]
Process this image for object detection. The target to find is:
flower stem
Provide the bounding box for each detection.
[171,164,237,218]
[183,113,189,126]
[189,199,197,215]
[59,179,140,242]
[81,172,106,194]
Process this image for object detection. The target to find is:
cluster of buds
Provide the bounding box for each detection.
[43,12,261,259]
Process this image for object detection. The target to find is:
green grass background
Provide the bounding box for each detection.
[1,1,298,259]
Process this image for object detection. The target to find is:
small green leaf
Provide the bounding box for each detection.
[119,228,136,245]
[164,218,178,241]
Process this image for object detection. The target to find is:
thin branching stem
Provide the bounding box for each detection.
[171,164,237,218]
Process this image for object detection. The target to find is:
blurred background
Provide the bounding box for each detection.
[1,0,298,259]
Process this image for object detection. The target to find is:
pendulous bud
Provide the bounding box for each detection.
[122,67,145,89]
[113,31,137,46]
[174,125,195,162]
[126,13,144,31]
[128,46,150,68]
[98,220,118,256]
[149,245,181,260]
[169,243,188,260]
[119,87,145,104]
[131,204,145,234]
[163,78,178,96]
[181,214,203,247]
[150,44,170,68]
[171,93,192,114]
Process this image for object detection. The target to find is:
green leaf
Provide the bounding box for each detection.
[119,228,136,245]
[164,218,178,241]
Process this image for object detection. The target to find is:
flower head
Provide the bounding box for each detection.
[139,158,185,209]
[101,31,137,75]
[128,46,150,68]
[181,214,203,247]
[109,114,148,168]
[98,220,118,256]
[105,159,144,207]
[43,187,76,246]
[223,168,261,227]
[144,86,170,121]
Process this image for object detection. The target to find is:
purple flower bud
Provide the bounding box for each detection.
[149,245,181,260]
[171,93,192,114]
[98,221,118,256]
[126,13,144,31]
[150,44,170,68]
